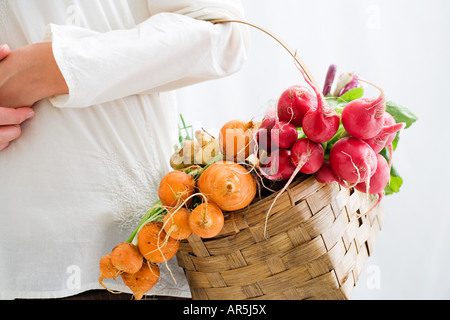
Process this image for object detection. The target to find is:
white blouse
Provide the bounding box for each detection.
[0,0,248,299]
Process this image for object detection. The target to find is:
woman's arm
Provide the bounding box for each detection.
[0,43,68,108]
[43,0,249,108]
[0,44,35,150]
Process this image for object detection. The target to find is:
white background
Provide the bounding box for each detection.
[178,0,450,299]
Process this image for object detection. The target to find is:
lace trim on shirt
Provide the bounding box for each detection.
[100,150,163,232]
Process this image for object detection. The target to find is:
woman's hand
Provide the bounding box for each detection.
[0,44,35,151]
[0,106,35,150]
[0,42,68,108]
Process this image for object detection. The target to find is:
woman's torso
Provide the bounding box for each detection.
[0,0,187,299]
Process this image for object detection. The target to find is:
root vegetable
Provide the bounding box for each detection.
[195,138,220,165]
[294,62,339,143]
[219,119,258,162]
[256,128,274,153]
[333,72,355,97]
[323,65,337,96]
[188,202,224,239]
[260,114,278,131]
[355,154,390,216]
[169,140,198,170]
[355,154,390,196]
[98,254,121,291]
[110,243,143,275]
[341,81,386,139]
[121,262,160,301]
[158,170,196,208]
[197,161,257,212]
[276,85,315,127]
[329,137,377,185]
[270,121,298,149]
[340,74,360,96]
[290,138,324,174]
[257,115,278,154]
[137,221,180,264]
[260,148,296,181]
[314,159,340,184]
[364,119,405,154]
[302,99,340,143]
[163,207,192,240]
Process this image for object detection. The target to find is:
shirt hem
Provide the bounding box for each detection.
[0,281,192,300]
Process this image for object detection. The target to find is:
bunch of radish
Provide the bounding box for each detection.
[257,64,413,216]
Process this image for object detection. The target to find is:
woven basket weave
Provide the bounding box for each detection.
[176,175,385,300]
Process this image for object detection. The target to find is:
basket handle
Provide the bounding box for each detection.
[210,19,320,90]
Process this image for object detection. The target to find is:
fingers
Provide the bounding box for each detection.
[0,107,34,151]
[0,47,31,152]
[0,44,10,60]
[0,107,35,126]
[0,124,21,149]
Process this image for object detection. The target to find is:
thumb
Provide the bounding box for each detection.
[0,107,35,126]
[0,44,10,61]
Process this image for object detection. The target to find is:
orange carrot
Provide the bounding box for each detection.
[121,261,160,300]
[98,254,121,287]
[197,161,257,211]
[219,119,258,162]
[137,221,180,264]
[188,202,224,239]
[158,170,196,208]
[110,243,143,275]
[163,207,192,240]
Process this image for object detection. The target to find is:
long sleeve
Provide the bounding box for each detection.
[44,0,249,108]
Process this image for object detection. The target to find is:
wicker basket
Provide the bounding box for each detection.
[176,176,385,300]
[175,20,386,300]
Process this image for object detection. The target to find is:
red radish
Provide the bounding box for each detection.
[314,159,340,184]
[256,128,275,153]
[270,121,298,149]
[364,119,406,154]
[355,154,390,216]
[380,112,405,153]
[329,137,377,185]
[260,149,296,181]
[277,85,316,127]
[363,112,405,167]
[341,81,386,139]
[293,63,340,143]
[257,114,278,153]
[263,138,324,237]
[302,103,340,143]
[260,114,277,131]
[290,138,324,174]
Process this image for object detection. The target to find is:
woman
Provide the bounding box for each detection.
[0,0,248,299]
